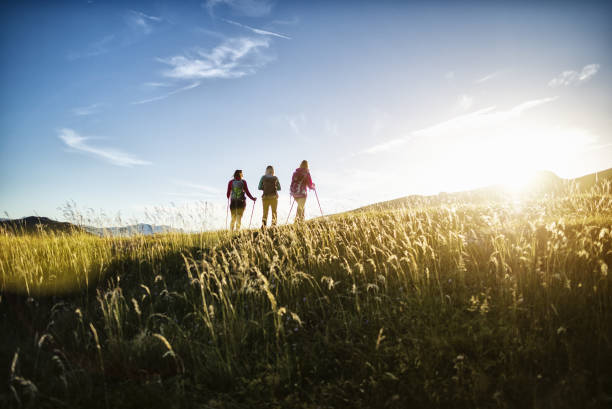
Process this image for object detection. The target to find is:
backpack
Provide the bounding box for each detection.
[231,180,245,200]
[262,176,278,197]
[290,171,307,196]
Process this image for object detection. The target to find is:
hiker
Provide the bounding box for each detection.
[258,165,281,227]
[290,160,315,222]
[226,169,256,231]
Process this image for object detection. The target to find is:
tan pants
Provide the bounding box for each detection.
[262,196,278,226]
[295,197,307,222]
[229,204,245,231]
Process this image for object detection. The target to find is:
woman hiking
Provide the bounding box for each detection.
[258,165,281,228]
[226,169,256,231]
[290,160,315,223]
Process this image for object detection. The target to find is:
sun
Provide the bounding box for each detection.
[420,124,591,194]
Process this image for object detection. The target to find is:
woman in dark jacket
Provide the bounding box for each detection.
[258,165,281,227]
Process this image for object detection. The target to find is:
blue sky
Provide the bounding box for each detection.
[1,0,611,228]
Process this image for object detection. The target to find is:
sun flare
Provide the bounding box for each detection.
[389,122,598,195]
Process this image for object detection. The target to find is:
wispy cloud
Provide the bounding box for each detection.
[72,103,103,116]
[285,113,306,137]
[143,82,172,88]
[548,63,600,87]
[271,17,300,26]
[194,27,228,40]
[172,179,221,194]
[68,10,162,60]
[221,18,291,39]
[132,82,201,105]
[412,97,557,138]
[137,36,270,105]
[475,70,505,84]
[158,37,271,79]
[126,10,162,34]
[362,96,558,154]
[164,192,219,198]
[164,179,222,201]
[58,128,151,167]
[363,137,408,155]
[204,0,274,17]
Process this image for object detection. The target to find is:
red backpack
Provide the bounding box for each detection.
[290,171,308,197]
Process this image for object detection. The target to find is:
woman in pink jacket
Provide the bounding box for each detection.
[289,160,315,222]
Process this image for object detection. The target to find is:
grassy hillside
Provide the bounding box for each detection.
[356,168,612,213]
[574,168,612,190]
[1,183,611,408]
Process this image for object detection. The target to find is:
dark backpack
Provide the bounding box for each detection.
[262,176,278,197]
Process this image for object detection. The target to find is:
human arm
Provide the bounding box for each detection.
[258,176,264,191]
[243,180,256,200]
[276,177,281,191]
[307,173,314,189]
[226,180,232,199]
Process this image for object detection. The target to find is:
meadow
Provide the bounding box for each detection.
[1,183,611,408]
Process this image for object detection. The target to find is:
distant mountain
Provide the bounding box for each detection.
[85,224,181,237]
[0,217,181,236]
[354,168,611,213]
[0,216,85,234]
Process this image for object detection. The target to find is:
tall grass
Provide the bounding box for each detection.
[1,184,611,408]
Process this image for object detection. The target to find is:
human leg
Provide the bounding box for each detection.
[230,208,238,231]
[262,197,271,227]
[235,206,245,229]
[270,197,278,226]
[295,197,306,222]
[230,199,246,231]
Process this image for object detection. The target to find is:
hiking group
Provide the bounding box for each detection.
[226,160,318,231]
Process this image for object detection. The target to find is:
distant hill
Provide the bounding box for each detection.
[572,167,612,190]
[0,217,180,236]
[354,168,611,213]
[0,216,85,234]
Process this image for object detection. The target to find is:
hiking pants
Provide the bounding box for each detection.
[262,196,278,227]
[295,197,307,222]
[230,199,246,231]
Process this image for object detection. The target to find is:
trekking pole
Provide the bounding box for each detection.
[314,188,324,217]
[286,196,295,224]
[225,197,230,230]
[248,200,256,229]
